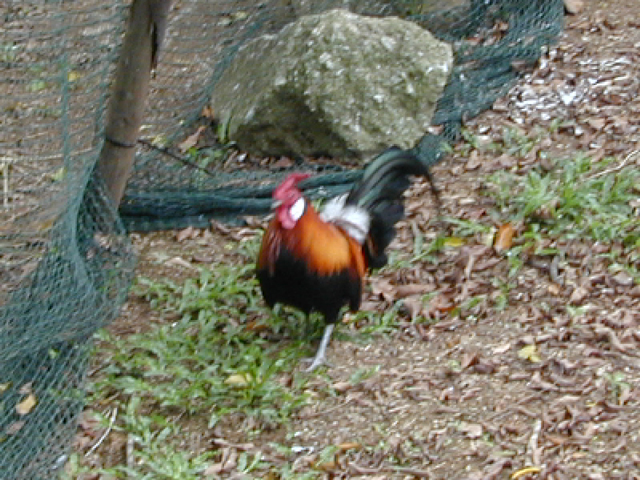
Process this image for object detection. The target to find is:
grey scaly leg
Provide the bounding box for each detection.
[305,324,335,371]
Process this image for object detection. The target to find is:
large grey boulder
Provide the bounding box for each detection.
[289,0,468,18]
[211,9,453,159]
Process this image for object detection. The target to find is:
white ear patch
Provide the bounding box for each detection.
[289,197,306,222]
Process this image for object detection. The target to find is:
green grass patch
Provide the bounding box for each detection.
[487,149,639,277]
[75,238,403,478]
[490,154,639,239]
[80,260,320,478]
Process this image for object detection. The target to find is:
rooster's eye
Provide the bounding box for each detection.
[289,197,306,221]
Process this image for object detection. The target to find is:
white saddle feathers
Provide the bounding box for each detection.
[319,194,370,244]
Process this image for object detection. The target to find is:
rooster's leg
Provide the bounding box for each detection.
[304,324,335,371]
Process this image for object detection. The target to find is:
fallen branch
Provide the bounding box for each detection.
[585,149,639,181]
[85,407,118,457]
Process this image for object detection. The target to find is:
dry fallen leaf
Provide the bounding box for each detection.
[465,150,482,170]
[336,442,361,451]
[222,448,238,472]
[611,271,633,286]
[18,382,33,395]
[202,462,223,477]
[203,447,238,476]
[16,393,37,415]
[176,226,198,242]
[461,351,479,369]
[517,344,541,363]
[314,460,337,471]
[458,422,483,439]
[165,256,195,269]
[370,277,396,302]
[244,320,270,332]
[201,105,214,119]
[77,410,102,434]
[474,359,496,374]
[394,283,435,298]
[210,219,234,235]
[402,296,424,320]
[586,117,606,130]
[547,283,562,295]
[192,254,215,263]
[569,285,589,304]
[493,343,511,355]
[331,381,353,393]
[5,421,25,435]
[444,236,465,247]
[494,223,515,253]
[546,434,571,446]
[271,157,295,168]
[177,125,206,153]
[511,466,542,479]
[224,373,252,387]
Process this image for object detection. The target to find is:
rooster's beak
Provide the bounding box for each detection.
[271,200,283,209]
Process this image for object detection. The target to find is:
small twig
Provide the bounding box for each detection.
[297,400,351,419]
[85,407,118,457]
[605,351,640,369]
[595,325,638,356]
[137,138,221,177]
[549,255,562,285]
[350,463,431,478]
[585,149,639,181]
[527,418,543,466]
[1,157,12,208]
[212,438,256,451]
[434,405,461,415]
[393,465,432,477]
[350,463,383,475]
[512,405,539,418]
[126,430,135,468]
[464,253,476,279]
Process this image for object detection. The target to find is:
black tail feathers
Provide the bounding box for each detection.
[347,147,440,269]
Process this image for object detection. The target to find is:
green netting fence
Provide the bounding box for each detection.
[0,0,563,477]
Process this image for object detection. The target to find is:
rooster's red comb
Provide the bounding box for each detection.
[273,173,312,197]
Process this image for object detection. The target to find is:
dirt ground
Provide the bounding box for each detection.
[79,0,640,478]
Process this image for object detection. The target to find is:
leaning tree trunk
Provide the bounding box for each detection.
[96,0,171,206]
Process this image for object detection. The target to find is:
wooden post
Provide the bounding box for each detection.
[96,0,171,206]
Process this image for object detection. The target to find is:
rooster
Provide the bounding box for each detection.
[257,147,439,370]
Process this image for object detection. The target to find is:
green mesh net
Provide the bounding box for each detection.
[0,0,563,477]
